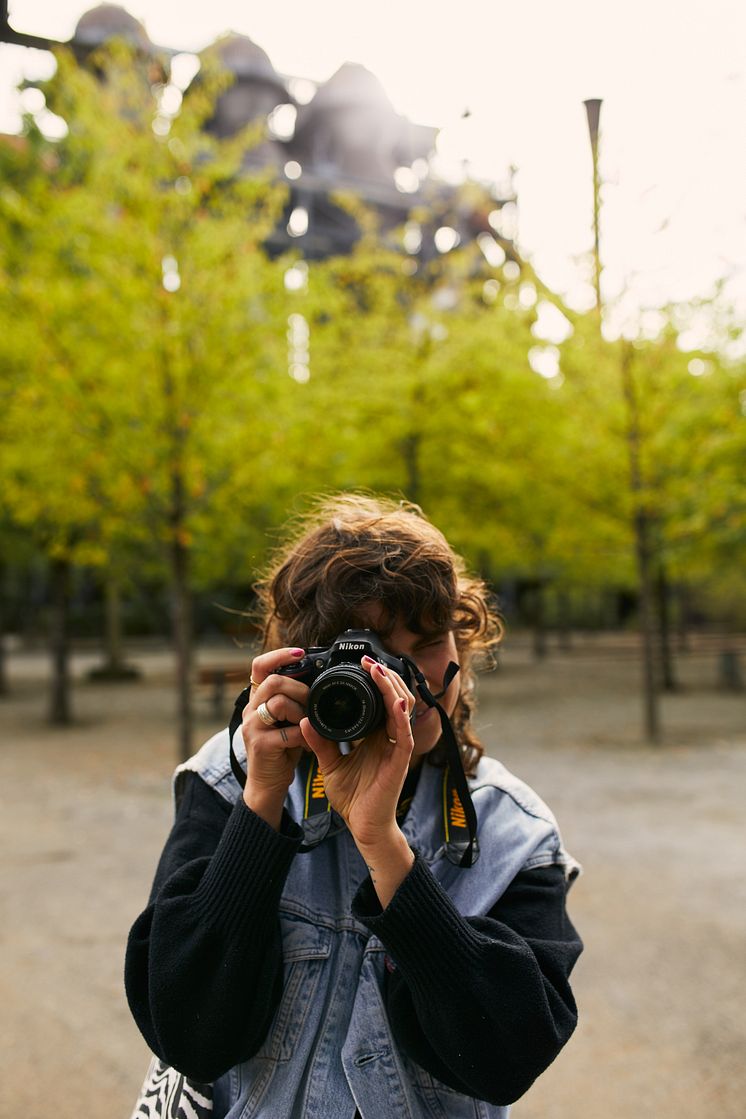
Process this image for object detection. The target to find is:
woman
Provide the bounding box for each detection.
[126,494,582,1118]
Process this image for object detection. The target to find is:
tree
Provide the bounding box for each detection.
[0,42,292,752]
[557,299,746,735]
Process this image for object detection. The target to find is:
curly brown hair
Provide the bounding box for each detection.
[254,494,502,775]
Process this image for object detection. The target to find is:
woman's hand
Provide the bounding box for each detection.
[300,657,417,903]
[241,647,309,830]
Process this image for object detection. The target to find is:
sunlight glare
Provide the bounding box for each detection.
[284,262,308,291]
[434,226,460,253]
[19,86,45,113]
[531,301,573,343]
[162,256,180,292]
[403,222,422,254]
[519,282,537,308]
[268,103,297,140]
[287,77,317,105]
[287,207,309,237]
[394,166,419,193]
[158,84,182,116]
[489,203,518,240]
[169,53,200,91]
[477,233,506,268]
[528,345,561,379]
[35,108,68,140]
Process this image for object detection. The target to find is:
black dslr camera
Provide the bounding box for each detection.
[276,629,413,742]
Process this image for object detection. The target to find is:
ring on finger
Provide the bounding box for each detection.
[387,736,397,744]
[257,701,276,727]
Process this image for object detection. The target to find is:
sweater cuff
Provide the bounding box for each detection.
[193,799,303,938]
[352,853,484,992]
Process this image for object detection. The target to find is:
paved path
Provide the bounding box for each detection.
[1,637,744,1118]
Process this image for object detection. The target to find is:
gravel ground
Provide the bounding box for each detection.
[0,634,744,1119]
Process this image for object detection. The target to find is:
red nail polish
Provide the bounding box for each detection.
[399,698,407,712]
[291,648,304,657]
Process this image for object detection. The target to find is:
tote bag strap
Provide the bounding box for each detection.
[130,1055,213,1118]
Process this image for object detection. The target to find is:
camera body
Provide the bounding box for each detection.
[276,629,412,742]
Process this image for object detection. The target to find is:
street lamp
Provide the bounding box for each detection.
[583,98,603,317]
[582,96,661,743]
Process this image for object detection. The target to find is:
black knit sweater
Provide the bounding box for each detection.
[125,771,582,1106]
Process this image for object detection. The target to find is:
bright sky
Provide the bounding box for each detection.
[3,0,745,334]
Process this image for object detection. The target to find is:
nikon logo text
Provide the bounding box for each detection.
[449,789,467,829]
[338,643,365,650]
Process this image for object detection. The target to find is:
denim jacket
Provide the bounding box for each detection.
[176,729,580,1119]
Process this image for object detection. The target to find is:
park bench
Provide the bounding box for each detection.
[197,665,247,717]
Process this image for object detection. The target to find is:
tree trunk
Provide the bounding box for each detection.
[49,557,72,725]
[90,575,139,680]
[401,430,422,507]
[634,512,660,740]
[656,563,677,691]
[162,349,194,762]
[0,562,8,697]
[676,584,692,653]
[105,576,124,671]
[401,373,426,506]
[556,589,573,652]
[171,531,193,763]
[530,584,548,660]
[620,343,660,743]
[167,409,193,761]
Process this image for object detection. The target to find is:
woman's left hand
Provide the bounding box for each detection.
[299,656,415,851]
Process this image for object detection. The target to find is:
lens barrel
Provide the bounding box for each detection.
[308,666,383,741]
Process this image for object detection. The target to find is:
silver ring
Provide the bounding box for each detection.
[257,701,276,727]
[279,727,289,744]
[387,736,397,744]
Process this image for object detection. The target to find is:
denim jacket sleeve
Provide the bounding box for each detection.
[124,771,304,1082]
[352,854,583,1106]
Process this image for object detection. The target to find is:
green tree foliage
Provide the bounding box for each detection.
[2,40,743,751]
[0,43,293,745]
[558,308,746,609]
[300,225,631,601]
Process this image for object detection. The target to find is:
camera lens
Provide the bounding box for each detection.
[308,667,383,741]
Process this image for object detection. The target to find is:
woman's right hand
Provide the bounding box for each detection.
[241,647,309,829]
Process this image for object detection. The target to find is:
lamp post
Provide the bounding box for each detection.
[583,98,603,318]
[582,97,660,743]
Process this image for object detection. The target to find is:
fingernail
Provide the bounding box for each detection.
[361,655,375,665]
[375,664,387,676]
[291,648,305,657]
[399,698,407,712]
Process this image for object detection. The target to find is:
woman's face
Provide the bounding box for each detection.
[357,608,460,763]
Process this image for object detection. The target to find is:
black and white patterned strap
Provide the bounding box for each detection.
[130,1056,212,1119]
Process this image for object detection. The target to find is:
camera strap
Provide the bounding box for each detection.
[228,685,252,789]
[400,658,479,868]
[226,665,479,867]
[226,687,342,850]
